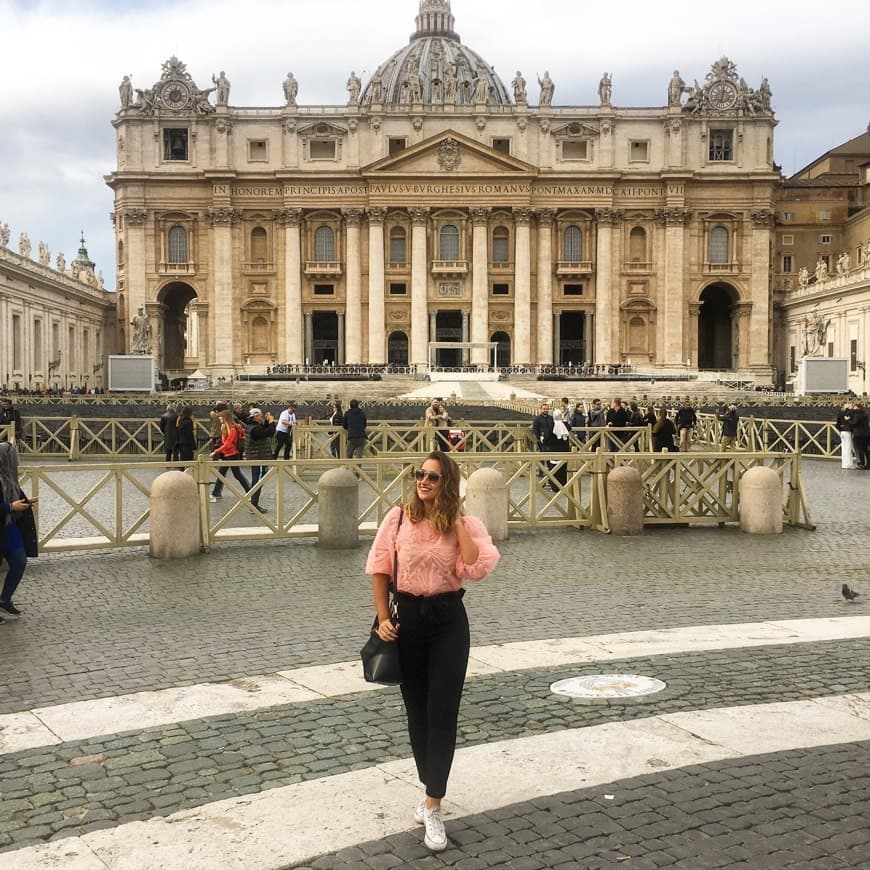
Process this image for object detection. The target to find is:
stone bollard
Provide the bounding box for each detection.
[739,466,782,535]
[465,467,509,541]
[318,467,359,548]
[607,466,644,536]
[150,471,201,559]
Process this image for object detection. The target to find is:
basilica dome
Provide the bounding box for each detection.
[361,0,511,107]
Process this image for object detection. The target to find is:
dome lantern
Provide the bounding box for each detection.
[413,0,459,42]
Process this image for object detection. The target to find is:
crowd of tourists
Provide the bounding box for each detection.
[835,401,870,470]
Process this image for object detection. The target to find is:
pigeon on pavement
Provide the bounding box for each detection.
[842,583,860,602]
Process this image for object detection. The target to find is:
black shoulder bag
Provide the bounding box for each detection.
[360,510,404,685]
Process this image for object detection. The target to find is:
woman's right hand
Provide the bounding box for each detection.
[377,618,398,642]
[11,498,32,512]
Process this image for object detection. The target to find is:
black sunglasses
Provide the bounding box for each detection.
[414,469,442,483]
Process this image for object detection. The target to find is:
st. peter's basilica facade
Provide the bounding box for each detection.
[108,0,779,382]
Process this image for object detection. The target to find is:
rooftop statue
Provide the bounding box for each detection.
[512,71,527,104]
[131,306,152,355]
[0,222,9,248]
[598,72,612,106]
[18,232,31,258]
[283,72,298,106]
[442,63,457,104]
[347,71,361,105]
[668,70,686,106]
[212,71,230,106]
[37,241,51,267]
[472,68,489,103]
[56,251,66,272]
[537,71,554,107]
[119,74,133,110]
[368,71,383,103]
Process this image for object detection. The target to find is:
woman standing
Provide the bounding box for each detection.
[366,451,499,852]
[209,409,250,502]
[0,441,37,622]
[175,406,197,461]
[327,401,344,459]
[652,407,677,452]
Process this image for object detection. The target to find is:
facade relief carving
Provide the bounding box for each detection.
[751,209,775,228]
[596,208,625,226]
[272,208,303,227]
[437,137,462,172]
[683,56,773,117]
[365,207,387,223]
[655,207,691,225]
[123,208,148,227]
[206,207,241,227]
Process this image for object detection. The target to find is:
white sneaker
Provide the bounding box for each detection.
[423,806,447,852]
[414,799,426,825]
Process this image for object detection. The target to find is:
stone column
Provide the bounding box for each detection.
[343,209,363,364]
[193,301,209,370]
[688,302,701,369]
[123,208,147,352]
[337,312,345,366]
[655,206,690,366]
[304,311,313,365]
[536,209,555,365]
[366,207,386,364]
[749,209,775,375]
[274,208,303,364]
[734,302,753,370]
[207,207,239,370]
[513,207,532,365]
[552,310,561,365]
[584,310,594,364]
[409,207,430,367]
[470,207,490,366]
[594,209,622,365]
[462,309,470,366]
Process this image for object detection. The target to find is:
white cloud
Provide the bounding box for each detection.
[1,0,868,283]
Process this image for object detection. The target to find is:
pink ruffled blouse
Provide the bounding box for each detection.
[365,506,500,596]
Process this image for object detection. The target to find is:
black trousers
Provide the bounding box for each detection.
[396,590,469,800]
[273,430,293,460]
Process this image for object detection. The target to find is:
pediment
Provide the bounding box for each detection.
[362,131,536,177]
[298,122,347,139]
[552,122,600,139]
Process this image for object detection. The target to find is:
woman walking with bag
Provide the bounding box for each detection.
[0,440,37,623]
[209,409,250,502]
[366,450,499,852]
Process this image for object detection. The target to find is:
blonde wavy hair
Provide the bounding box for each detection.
[405,450,461,534]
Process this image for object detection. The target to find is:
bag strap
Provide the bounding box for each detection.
[389,508,404,597]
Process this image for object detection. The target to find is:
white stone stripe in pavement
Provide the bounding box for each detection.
[5,692,870,870]
[1,615,868,755]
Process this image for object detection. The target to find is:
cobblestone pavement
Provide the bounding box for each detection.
[1,459,869,867]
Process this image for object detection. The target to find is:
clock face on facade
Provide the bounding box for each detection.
[708,81,738,111]
[160,81,191,111]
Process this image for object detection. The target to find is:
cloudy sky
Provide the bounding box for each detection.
[1,0,868,288]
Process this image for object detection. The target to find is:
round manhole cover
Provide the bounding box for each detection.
[550,674,667,700]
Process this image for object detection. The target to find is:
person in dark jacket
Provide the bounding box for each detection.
[675,400,697,453]
[0,440,36,623]
[716,404,739,451]
[605,397,630,448]
[652,407,677,452]
[0,398,23,443]
[343,399,368,459]
[175,406,197,461]
[158,404,178,462]
[850,402,870,469]
[836,402,857,469]
[245,408,276,512]
[569,402,586,443]
[532,403,555,451]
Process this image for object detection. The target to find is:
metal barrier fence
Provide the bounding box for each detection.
[17,451,812,554]
[693,414,843,460]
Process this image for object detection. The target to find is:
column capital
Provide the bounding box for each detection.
[469,207,491,225]
[595,208,625,226]
[122,208,147,227]
[408,206,431,225]
[535,208,556,227]
[366,206,387,224]
[206,207,241,227]
[654,206,690,226]
[751,208,775,229]
[733,301,754,318]
[688,302,702,316]
[343,208,364,227]
[512,207,534,226]
[273,208,303,227]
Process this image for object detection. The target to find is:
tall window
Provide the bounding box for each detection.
[629,227,646,262]
[492,226,510,263]
[563,225,582,262]
[709,130,733,161]
[250,227,268,265]
[12,315,22,370]
[782,254,793,273]
[389,227,407,264]
[439,224,460,260]
[167,226,188,264]
[314,226,335,262]
[709,226,729,264]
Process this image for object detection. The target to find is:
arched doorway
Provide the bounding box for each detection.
[491,331,511,368]
[698,283,738,370]
[388,331,408,366]
[158,282,197,371]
